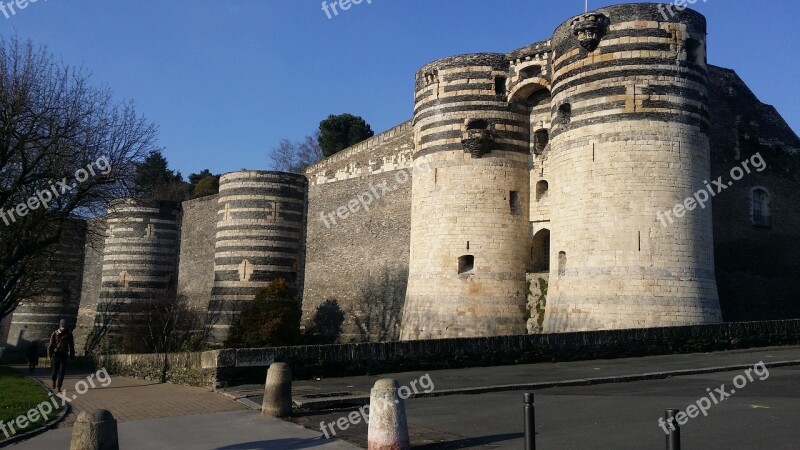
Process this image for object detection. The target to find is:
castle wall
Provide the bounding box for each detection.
[4,221,87,351]
[543,4,722,332]
[401,53,531,339]
[97,200,181,347]
[302,122,414,341]
[176,194,218,310]
[73,219,107,354]
[210,171,307,343]
[707,67,800,321]
[22,5,800,348]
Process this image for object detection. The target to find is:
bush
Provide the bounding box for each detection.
[225,279,301,348]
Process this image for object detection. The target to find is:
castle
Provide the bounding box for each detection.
[2,3,799,352]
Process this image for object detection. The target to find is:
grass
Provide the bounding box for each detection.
[0,366,63,441]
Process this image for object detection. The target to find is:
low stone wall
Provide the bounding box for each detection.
[90,320,800,389]
[90,352,215,388]
[211,319,800,387]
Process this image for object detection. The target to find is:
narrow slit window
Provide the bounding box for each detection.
[510,191,521,214]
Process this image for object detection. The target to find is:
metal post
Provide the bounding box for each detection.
[665,409,681,450]
[524,393,535,450]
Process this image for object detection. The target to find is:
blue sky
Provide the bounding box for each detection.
[3,0,798,176]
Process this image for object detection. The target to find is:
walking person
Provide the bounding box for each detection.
[26,342,38,373]
[47,319,75,391]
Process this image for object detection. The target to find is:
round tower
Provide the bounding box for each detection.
[97,199,181,343]
[4,221,86,351]
[400,53,531,340]
[543,4,721,332]
[210,171,307,342]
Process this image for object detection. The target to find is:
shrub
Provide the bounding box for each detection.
[225,279,301,348]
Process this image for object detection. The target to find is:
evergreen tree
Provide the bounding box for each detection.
[318,113,374,157]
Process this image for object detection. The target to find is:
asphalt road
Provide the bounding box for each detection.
[290,365,800,449]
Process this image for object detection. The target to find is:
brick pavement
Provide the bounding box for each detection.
[22,365,246,427]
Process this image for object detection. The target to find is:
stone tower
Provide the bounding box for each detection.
[3,221,86,351]
[543,4,722,331]
[210,171,307,343]
[401,53,531,339]
[96,199,181,344]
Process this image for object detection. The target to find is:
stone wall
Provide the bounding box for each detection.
[403,53,532,339]
[5,221,87,352]
[206,319,800,386]
[176,195,218,310]
[210,171,308,344]
[707,66,800,322]
[302,122,414,342]
[74,219,107,354]
[91,351,215,388]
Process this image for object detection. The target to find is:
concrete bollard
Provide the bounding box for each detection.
[367,379,410,450]
[261,362,292,417]
[69,409,119,450]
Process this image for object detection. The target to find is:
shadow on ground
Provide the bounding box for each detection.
[215,437,330,449]
[414,432,524,449]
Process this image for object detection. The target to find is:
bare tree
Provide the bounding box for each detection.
[268,133,323,174]
[82,298,123,356]
[118,291,210,382]
[354,268,407,341]
[0,37,157,320]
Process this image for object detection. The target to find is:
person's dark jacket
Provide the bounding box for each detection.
[48,329,75,359]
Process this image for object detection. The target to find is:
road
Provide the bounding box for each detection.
[289,362,800,448]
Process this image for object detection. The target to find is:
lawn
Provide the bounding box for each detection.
[0,366,62,441]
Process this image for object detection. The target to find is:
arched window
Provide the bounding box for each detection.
[557,251,567,276]
[533,129,549,154]
[536,180,549,202]
[750,187,772,228]
[530,229,550,272]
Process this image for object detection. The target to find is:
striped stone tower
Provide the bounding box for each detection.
[96,199,181,344]
[210,171,307,343]
[543,4,721,332]
[401,53,531,339]
[3,221,86,351]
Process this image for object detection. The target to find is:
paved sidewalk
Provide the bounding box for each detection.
[8,367,359,449]
[22,366,245,427]
[9,410,359,449]
[220,345,800,409]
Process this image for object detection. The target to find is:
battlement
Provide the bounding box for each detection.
[304,120,413,186]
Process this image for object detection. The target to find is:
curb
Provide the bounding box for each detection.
[290,359,800,411]
[0,377,71,447]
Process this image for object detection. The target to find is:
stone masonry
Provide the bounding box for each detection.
[3,3,799,349]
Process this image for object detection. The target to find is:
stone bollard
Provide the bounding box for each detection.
[69,409,119,450]
[367,379,410,450]
[261,362,292,418]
